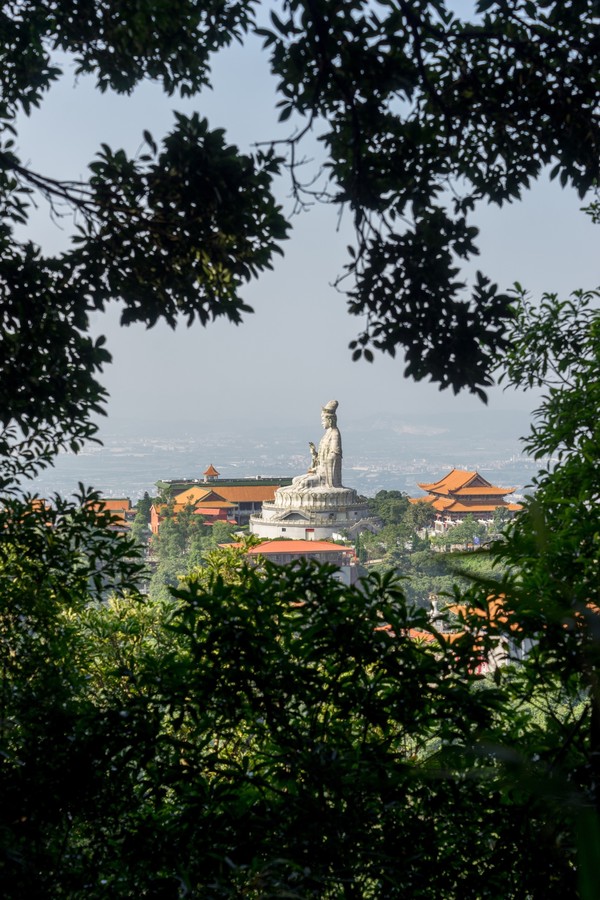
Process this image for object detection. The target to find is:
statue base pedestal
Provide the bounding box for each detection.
[250,485,370,542]
[271,485,357,510]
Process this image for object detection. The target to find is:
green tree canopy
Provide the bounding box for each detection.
[431,513,487,547]
[136,492,153,523]
[0,0,597,458]
[370,490,410,525]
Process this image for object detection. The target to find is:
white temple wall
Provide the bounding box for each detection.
[250,518,343,541]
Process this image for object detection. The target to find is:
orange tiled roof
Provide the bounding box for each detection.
[174,485,280,505]
[248,540,352,555]
[203,464,220,476]
[445,596,521,633]
[409,628,463,644]
[458,486,515,496]
[375,624,464,644]
[94,498,132,512]
[409,495,446,508]
[88,497,132,527]
[417,468,514,500]
[152,502,189,516]
[205,485,281,503]
[410,494,522,514]
[430,498,521,514]
[174,487,213,505]
[153,498,236,520]
[418,468,482,493]
[193,500,237,509]
[430,497,455,511]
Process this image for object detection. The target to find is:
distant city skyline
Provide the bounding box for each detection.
[28,406,539,502]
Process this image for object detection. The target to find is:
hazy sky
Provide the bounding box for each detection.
[15,25,599,437]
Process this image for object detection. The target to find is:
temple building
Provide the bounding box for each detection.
[153,470,292,531]
[239,539,361,586]
[150,481,290,534]
[89,497,134,532]
[250,400,372,541]
[202,464,220,483]
[150,491,237,536]
[412,468,521,532]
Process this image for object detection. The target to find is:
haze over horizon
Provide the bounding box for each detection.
[27,403,538,503]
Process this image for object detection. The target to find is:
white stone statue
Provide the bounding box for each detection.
[281,400,343,494]
[250,398,369,534]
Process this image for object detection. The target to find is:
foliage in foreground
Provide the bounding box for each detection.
[0,545,590,898]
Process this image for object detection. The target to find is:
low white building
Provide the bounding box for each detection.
[243,539,362,586]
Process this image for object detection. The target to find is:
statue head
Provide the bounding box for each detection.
[321,399,338,427]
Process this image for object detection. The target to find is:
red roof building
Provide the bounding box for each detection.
[150,496,235,536]
[88,497,133,531]
[411,468,521,531]
[247,539,355,566]
[173,484,283,526]
[230,539,361,586]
